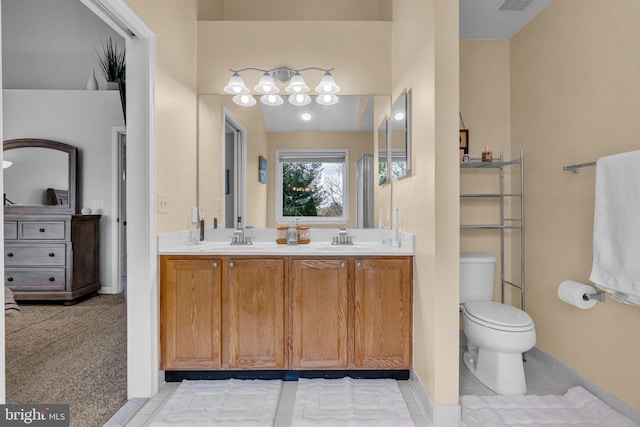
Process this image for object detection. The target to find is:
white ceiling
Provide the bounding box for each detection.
[460,0,552,39]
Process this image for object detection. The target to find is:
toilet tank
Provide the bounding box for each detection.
[460,253,495,304]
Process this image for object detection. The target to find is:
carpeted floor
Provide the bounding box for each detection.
[5,293,127,427]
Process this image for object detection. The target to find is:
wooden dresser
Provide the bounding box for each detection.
[4,214,101,302]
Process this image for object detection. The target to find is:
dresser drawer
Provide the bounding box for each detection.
[4,221,17,240]
[5,244,67,266]
[5,268,66,291]
[20,221,67,240]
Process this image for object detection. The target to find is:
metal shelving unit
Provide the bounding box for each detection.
[460,151,525,310]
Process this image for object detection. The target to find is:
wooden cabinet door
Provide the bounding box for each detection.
[354,257,412,369]
[290,259,348,369]
[226,258,285,369]
[161,257,222,370]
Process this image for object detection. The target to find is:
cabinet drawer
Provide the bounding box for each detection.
[20,221,67,240]
[5,244,67,266]
[4,221,17,240]
[5,268,66,290]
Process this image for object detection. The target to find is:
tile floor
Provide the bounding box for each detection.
[118,335,580,427]
[123,379,433,426]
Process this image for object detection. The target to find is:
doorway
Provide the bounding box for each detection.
[222,109,246,229]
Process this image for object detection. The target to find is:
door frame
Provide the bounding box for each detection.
[110,126,127,294]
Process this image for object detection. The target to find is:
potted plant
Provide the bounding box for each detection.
[97,37,125,89]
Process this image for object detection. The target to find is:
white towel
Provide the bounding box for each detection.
[589,149,640,306]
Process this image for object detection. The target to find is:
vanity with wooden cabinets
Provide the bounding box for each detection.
[160,246,412,377]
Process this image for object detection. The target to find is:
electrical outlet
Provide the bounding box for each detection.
[89,200,104,210]
[158,193,168,214]
[199,207,204,220]
[191,206,198,223]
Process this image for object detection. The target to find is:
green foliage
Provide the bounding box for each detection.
[282,162,323,217]
[97,37,126,82]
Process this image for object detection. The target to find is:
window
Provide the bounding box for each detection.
[275,149,349,225]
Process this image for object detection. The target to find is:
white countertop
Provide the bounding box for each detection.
[158,228,414,256]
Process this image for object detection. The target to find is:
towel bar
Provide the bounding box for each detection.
[563,161,596,173]
[583,291,605,302]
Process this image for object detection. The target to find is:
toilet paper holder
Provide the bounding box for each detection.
[583,291,606,303]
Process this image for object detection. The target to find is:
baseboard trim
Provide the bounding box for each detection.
[410,370,460,427]
[528,346,640,424]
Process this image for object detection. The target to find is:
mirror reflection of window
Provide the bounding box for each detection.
[390,90,410,179]
[378,116,389,185]
[3,147,69,206]
[276,149,348,225]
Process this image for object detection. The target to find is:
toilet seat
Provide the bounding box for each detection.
[463,301,534,332]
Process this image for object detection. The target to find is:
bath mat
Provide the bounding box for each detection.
[461,386,638,426]
[148,379,281,426]
[292,377,415,426]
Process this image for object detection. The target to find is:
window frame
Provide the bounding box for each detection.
[275,148,349,225]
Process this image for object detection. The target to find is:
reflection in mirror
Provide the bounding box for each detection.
[4,147,69,206]
[378,116,389,185]
[3,139,77,215]
[390,89,410,179]
[198,94,391,229]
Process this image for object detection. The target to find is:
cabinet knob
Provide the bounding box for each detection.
[228,262,234,268]
[49,277,55,282]
[7,277,13,282]
[7,252,13,257]
[211,262,218,268]
[49,253,55,257]
[39,228,46,233]
[341,262,346,268]
[357,262,362,268]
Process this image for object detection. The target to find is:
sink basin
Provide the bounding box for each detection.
[314,244,373,252]
[192,242,268,252]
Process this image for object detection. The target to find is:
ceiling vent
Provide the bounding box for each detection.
[496,0,533,11]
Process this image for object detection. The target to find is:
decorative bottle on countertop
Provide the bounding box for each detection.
[286,219,298,245]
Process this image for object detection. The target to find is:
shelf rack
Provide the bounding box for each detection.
[460,151,525,310]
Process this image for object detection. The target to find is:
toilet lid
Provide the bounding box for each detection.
[463,301,534,330]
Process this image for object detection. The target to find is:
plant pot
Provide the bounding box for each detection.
[107,81,119,90]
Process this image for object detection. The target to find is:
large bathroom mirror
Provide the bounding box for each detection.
[3,139,78,215]
[198,94,391,228]
[378,116,389,185]
[390,89,411,179]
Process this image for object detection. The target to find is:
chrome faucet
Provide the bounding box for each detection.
[332,227,353,245]
[231,216,252,245]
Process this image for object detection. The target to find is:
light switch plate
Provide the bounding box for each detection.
[191,206,198,223]
[158,193,168,214]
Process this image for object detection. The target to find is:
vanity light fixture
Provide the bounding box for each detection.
[225,67,340,107]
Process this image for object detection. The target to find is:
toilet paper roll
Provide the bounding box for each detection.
[558,280,598,309]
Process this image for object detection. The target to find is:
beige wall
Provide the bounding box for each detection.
[391,0,460,407]
[460,40,515,304]
[197,21,391,96]
[511,0,640,411]
[198,0,392,21]
[125,0,199,234]
[265,132,373,228]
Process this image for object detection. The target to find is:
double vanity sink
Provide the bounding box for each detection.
[158,228,414,378]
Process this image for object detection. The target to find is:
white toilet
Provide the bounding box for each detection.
[460,253,536,395]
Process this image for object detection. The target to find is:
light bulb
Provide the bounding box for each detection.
[300,112,313,121]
